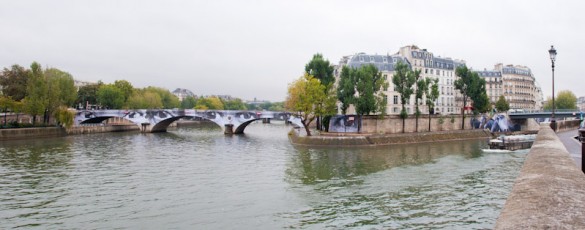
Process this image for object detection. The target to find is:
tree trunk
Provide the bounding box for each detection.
[303,122,312,136]
[428,112,432,132]
[402,118,405,133]
[415,114,419,132]
[461,97,466,130]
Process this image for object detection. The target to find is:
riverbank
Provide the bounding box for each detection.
[0,124,139,141]
[289,129,492,147]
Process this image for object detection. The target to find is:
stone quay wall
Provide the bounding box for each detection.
[0,127,67,141]
[0,124,139,141]
[289,129,490,147]
[495,125,585,229]
[349,114,473,134]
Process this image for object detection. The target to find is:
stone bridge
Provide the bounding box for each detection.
[74,109,297,134]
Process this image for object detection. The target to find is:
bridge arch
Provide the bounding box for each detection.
[233,118,263,134]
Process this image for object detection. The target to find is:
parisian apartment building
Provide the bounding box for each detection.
[334,45,543,115]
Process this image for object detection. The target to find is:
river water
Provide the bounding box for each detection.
[0,122,526,229]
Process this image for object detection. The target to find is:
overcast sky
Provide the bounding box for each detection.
[1,0,583,102]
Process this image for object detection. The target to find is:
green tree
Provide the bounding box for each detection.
[454,65,480,130]
[392,61,415,133]
[97,84,124,109]
[54,106,74,128]
[413,69,424,132]
[76,84,100,109]
[305,53,335,88]
[195,97,224,110]
[285,74,336,136]
[336,66,355,114]
[114,80,134,104]
[469,76,490,115]
[354,64,388,116]
[180,96,197,109]
[24,62,47,125]
[45,68,76,120]
[127,90,163,109]
[268,102,284,111]
[144,87,180,109]
[306,54,336,131]
[495,95,510,112]
[424,78,440,132]
[0,64,29,101]
[223,98,247,110]
[543,90,577,110]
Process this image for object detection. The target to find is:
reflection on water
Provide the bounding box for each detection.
[284,139,526,229]
[0,124,525,229]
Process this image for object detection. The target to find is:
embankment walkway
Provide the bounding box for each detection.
[558,129,582,168]
[495,125,585,229]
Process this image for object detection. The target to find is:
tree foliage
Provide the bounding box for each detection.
[24,62,47,124]
[353,64,388,115]
[222,98,247,110]
[45,68,77,116]
[180,96,197,109]
[413,69,424,132]
[285,74,336,136]
[127,90,163,109]
[76,84,100,109]
[455,65,487,129]
[0,64,29,101]
[543,90,577,110]
[54,106,74,128]
[392,61,415,132]
[114,80,134,104]
[424,77,440,131]
[495,95,510,112]
[144,86,180,109]
[97,84,125,109]
[195,96,224,110]
[305,54,335,88]
[336,66,355,114]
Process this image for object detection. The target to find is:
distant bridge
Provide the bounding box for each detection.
[508,109,583,119]
[74,109,301,134]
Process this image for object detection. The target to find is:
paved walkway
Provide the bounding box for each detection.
[557,128,582,168]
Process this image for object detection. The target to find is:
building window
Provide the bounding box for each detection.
[359,56,364,62]
[393,95,398,105]
[370,56,375,62]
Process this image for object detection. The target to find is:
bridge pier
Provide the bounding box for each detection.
[262,118,271,124]
[224,124,234,135]
[140,123,150,132]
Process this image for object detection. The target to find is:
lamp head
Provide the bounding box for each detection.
[549,45,557,62]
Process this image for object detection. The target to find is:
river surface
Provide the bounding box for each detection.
[0,123,527,229]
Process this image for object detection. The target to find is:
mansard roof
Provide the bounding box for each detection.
[346,53,409,71]
[476,70,502,77]
[502,66,532,77]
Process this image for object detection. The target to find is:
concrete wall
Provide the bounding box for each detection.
[358,114,472,134]
[495,125,585,229]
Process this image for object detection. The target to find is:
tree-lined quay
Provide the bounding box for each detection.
[0,62,284,130]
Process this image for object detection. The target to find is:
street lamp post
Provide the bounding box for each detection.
[549,45,557,131]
